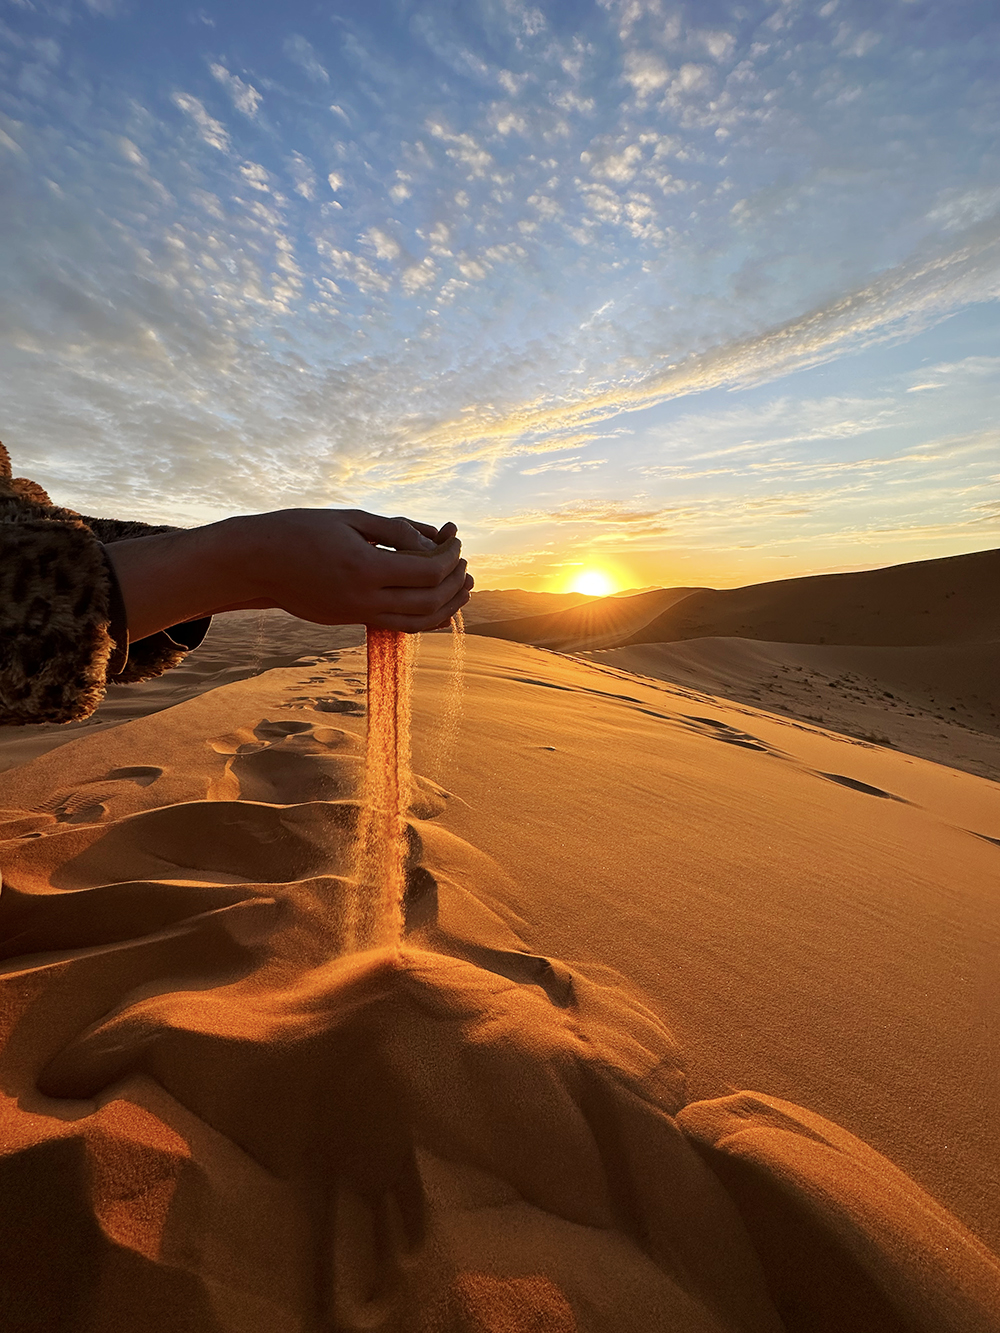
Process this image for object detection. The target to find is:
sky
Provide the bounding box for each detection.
[1,0,998,592]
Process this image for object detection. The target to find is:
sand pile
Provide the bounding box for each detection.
[0,630,998,1331]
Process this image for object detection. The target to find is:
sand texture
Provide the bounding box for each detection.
[0,616,998,1331]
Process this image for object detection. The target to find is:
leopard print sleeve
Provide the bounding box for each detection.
[0,492,116,725]
[0,444,210,725]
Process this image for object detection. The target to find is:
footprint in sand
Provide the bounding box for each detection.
[284,695,367,715]
[815,772,909,802]
[29,792,110,825]
[102,766,163,787]
[680,715,778,754]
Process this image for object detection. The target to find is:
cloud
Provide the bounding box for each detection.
[117,136,146,168]
[0,126,26,156]
[287,150,316,200]
[699,30,736,62]
[210,63,262,117]
[410,214,1000,468]
[520,455,606,474]
[364,226,401,262]
[834,26,880,58]
[427,119,492,177]
[622,50,671,100]
[401,258,436,295]
[239,160,270,192]
[283,34,329,84]
[410,14,491,81]
[170,92,230,152]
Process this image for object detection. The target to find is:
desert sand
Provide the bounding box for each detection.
[471,548,1000,784]
[0,555,998,1331]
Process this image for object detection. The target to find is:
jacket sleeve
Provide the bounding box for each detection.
[1,447,211,726]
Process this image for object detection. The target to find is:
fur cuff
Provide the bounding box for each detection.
[0,515,115,725]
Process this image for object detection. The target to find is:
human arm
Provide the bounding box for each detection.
[103,508,472,642]
[1,440,471,725]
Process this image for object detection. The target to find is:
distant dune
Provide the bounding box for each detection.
[469,547,1000,781]
[466,586,708,651]
[470,548,1000,653]
[621,547,1000,649]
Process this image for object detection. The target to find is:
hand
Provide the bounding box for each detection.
[242,509,473,630]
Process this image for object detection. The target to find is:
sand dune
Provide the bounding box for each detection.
[467,586,707,651]
[587,637,1000,783]
[620,547,1000,649]
[467,548,1000,778]
[1,632,998,1331]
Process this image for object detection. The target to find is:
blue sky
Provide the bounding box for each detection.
[1,0,997,590]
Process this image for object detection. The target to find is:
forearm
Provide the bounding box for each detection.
[104,516,260,643]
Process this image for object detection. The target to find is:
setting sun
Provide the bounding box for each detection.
[570,569,616,598]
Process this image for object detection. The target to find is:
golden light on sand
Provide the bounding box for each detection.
[569,569,616,597]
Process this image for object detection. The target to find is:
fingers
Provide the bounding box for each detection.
[349,512,438,553]
[367,535,465,588]
[347,510,460,552]
[401,518,443,545]
[376,559,468,614]
[368,580,472,633]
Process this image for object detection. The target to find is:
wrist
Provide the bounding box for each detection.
[211,513,270,604]
[104,516,270,642]
[222,511,283,606]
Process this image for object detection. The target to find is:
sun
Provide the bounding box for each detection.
[570,569,616,597]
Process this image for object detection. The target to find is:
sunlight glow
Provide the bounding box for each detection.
[570,569,616,597]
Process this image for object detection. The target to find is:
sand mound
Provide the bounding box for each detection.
[0,638,998,1330]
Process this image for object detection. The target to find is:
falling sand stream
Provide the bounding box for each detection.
[348,612,464,951]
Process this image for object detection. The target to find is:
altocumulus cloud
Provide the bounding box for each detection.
[0,0,996,583]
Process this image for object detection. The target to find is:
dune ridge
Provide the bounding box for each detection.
[618,547,1000,649]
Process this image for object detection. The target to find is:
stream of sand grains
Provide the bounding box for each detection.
[348,613,464,951]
